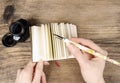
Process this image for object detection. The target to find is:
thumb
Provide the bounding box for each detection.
[66,42,88,65]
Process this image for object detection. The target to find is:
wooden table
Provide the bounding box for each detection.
[0,0,120,83]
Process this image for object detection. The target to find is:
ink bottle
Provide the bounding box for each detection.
[2,19,30,47]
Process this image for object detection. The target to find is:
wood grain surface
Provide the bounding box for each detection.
[0,0,120,83]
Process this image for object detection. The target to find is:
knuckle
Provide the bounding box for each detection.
[87,39,94,43]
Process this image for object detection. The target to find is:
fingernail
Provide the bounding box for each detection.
[45,62,50,65]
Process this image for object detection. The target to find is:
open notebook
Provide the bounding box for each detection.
[31,23,77,62]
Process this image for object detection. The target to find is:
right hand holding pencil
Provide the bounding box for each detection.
[66,38,108,83]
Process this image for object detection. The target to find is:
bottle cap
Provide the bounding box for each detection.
[9,19,30,42]
[2,33,17,47]
[9,21,25,36]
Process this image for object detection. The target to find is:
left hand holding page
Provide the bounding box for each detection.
[15,61,48,83]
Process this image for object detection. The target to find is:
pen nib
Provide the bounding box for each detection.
[53,34,65,40]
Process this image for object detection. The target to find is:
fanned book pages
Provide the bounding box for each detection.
[31,23,77,62]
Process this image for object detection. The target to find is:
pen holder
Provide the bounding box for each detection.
[2,19,30,47]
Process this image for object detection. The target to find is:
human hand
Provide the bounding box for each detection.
[15,61,48,83]
[66,38,108,83]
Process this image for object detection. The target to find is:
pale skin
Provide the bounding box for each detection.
[15,38,108,83]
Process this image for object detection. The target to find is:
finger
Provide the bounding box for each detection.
[92,57,106,66]
[17,69,22,75]
[44,61,50,65]
[24,61,36,73]
[70,38,107,56]
[41,72,46,83]
[66,42,88,65]
[16,69,22,77]
[82,51,94,60]
[20,61,36,81]
[32,60,43,83]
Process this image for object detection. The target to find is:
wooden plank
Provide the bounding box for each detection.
[0,0,120,83]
